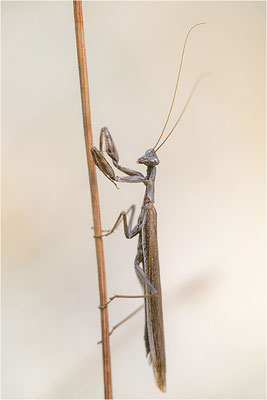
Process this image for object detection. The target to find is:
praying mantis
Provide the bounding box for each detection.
[91,22,205,392]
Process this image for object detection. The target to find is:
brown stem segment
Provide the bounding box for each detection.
[73,1,113,398]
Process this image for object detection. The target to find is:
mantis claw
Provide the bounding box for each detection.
[94,230,111,239]
[98,295,116,309]
[98,303,108,310]
[108,295,116,304]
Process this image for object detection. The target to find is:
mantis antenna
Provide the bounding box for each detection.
[153,22,206,151]
[154,75,204,152]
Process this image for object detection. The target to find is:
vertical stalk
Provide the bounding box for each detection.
[73,1,113,398]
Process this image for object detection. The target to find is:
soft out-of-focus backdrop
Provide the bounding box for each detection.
[2,1,265,399]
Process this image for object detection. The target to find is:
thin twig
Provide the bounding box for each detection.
[73,2,112,398]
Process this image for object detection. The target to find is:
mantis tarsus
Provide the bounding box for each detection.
[91,22,205,392]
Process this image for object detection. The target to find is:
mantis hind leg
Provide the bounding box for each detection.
[97,304,144,343]
[134,250,156,294]
[100,249,156,309]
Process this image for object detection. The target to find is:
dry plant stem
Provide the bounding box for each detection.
[73,1,113,398]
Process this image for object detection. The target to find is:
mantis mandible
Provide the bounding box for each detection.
[91,22,205,392]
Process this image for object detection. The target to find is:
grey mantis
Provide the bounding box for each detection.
[91,23,205,392]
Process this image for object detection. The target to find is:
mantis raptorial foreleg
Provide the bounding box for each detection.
[91,127,146,187]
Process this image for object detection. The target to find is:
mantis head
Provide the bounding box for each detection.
[137,149,160,167]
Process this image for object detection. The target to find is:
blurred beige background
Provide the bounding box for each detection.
[2,1,265,399]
